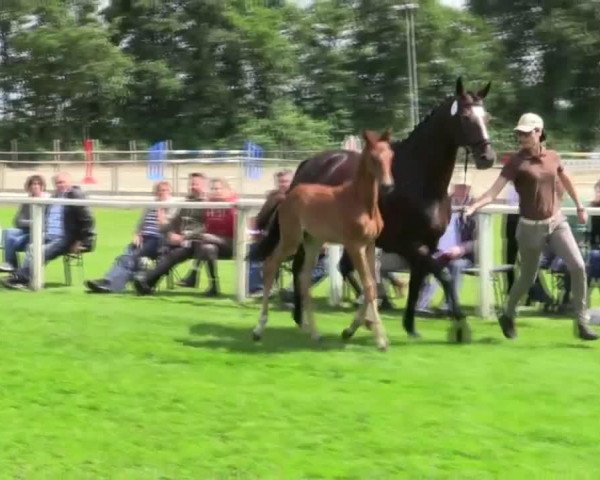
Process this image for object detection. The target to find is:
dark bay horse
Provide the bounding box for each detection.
[254,77,496,341]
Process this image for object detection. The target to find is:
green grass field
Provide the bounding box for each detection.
[1,208,600,479]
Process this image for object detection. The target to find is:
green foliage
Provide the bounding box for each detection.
[0,1,598,151]
[235,98,333,150]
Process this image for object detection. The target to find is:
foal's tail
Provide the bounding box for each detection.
[246,211,280,262]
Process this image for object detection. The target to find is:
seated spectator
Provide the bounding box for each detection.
[84,181,175,293]
[178,177,237,296]
[416,183,476,314]
[588,179,600,282]
[0,174,47,273]
[247,169,293,294]
[340,248,407,310]
[2,172,95,289]
[133,173,208,294]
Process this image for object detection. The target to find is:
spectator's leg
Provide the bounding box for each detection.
[441,258,471,310]
[101,243,139,292]
[14,237,68,284]
[505,214,519,291]
[1,228,25,269]
[144,246,193,288]
[247,243,265,294]
[197,244,220,296]
[416,275,437,312]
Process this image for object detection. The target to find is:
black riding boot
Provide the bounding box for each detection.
[203,259,220,297]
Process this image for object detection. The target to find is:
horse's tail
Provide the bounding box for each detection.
[246,211,280,262]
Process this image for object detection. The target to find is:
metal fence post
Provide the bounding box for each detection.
[30,204,45,291]
[235,205,249,302]
[327,244,343,306]
[476,211,494,319]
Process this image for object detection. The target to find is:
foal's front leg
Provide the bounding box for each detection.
[344,244,389,351]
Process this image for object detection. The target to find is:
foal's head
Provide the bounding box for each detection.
[450,77,496,169]
[361,129,395,194]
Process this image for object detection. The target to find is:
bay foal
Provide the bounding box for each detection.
[250,129,395,350]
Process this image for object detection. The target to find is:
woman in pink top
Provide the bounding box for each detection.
[179,178,237,296]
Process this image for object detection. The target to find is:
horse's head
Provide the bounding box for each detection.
[450,77,496,169]
[362,128,395,194]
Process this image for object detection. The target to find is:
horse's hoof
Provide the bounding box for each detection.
[341,328,354,341]
[311,333,322,342]
[448,320,472,344]
[407,330,421,339]
[251,330,262,342]
[376,339,389,351]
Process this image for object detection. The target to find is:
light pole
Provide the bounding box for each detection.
[393,3,419,129]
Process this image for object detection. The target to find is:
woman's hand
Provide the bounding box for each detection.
[463,205,476,219]
[577,206,588,224]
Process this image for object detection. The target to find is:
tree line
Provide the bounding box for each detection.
[0,0,598,153]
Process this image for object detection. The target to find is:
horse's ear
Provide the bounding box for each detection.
[455,76,464,97]
[477,81,491,99]
[362,129,377,147]
[380,128,392,142]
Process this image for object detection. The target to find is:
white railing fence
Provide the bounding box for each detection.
[0,196,596,319]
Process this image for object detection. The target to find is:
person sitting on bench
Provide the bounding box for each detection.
[178,177,237,296]
[85,181,175,293]
[133,173,208,294]
[0,174,47,273]
[2,172,94,290]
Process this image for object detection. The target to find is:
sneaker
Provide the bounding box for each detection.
[2,276,27,290]
[575,322,599,341]
[85,279,111,294]
[0,262,15,273]
[498,313,517,339]
[176,272,197,288]
[201,285,219,297]
[176,278,196,288]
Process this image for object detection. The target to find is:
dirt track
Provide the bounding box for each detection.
[1,161,599,200]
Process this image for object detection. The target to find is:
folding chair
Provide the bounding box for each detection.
[63,233,97,286]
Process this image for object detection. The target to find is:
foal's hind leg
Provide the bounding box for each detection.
[252,246,287,341]
[253,218,302,341]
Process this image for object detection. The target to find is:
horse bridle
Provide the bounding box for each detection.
[461,139,491,183]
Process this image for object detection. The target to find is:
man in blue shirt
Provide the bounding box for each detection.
[2,172,94,289]
[416,183,476,314]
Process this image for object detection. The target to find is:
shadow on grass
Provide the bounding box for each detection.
[176,322,363,354]
[176,318,512,354]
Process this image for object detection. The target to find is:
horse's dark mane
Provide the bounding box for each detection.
[391,96,454,152]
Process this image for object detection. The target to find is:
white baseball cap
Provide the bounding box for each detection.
[514,113,544,133]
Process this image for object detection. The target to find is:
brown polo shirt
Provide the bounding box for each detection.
[500,147,563,220]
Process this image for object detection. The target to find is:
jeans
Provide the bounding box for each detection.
[15,235,69,282]
[417,257,473,310]
[2,228,29,268]
[104,235,162,292]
